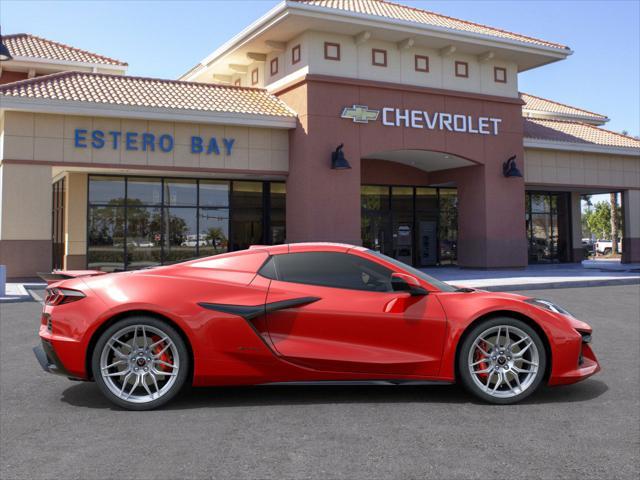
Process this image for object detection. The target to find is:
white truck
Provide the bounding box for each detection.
[594,239,622,255]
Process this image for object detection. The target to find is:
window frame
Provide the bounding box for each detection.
[455,61,469,78]
[291,44,301,65]
[270,57,279,76]
[371,48,387,67]
[251,68,259,85]
[494,66,507,83]
[324,42,341,61]
[414,54,429,73]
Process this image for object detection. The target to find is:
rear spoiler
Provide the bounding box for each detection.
[37,270,107,285]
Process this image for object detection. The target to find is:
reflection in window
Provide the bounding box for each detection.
[87,176,283,270]
[199,208,229,256]
[164,179,196,207]
[87,206,125,271]
[127,207,162,269]
[127,177,162,205]
[164,207,198,262]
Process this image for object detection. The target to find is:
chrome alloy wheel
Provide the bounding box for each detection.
[467,325,540,399]
[99,325,180,404]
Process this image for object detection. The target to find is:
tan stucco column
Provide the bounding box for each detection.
[64,172,88,269]
[622,189,640,263]
[0,163,52,278]
[570,192,584,262]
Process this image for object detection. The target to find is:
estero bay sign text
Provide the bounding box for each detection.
[74,129,236,155]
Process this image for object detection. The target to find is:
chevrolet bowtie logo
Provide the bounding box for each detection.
[341,105,380,124]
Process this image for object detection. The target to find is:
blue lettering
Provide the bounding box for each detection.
[191,136,203,154]
[141,133,155,151]
[159,134,173,153]
[91,130,105,149]
[125,132,138,151]
[109,131,121,149]
[223,138,235,155]
[206,138,220,155]
[74,129,88,148]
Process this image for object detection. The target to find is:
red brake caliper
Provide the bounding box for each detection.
[474,340,489,380]
[150,334,171,372]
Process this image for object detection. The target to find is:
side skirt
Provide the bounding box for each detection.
[260,380,455,387]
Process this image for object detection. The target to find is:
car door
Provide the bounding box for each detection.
[262,250,447,377]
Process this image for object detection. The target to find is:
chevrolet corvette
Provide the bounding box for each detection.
[34,243,600,410]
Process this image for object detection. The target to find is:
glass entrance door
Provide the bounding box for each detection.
[526,192,571,263]
[52,178,65,270]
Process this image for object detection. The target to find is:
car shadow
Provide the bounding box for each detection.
[60,379,609,411]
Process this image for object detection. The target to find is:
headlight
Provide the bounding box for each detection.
[525,298,573,317]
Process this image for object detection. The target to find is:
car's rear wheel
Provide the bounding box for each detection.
[458,317,546,404]
[92,316,189,410]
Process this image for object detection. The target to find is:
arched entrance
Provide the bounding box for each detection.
[360,150,476,267]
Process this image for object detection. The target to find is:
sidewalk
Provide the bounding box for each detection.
[0,283,46,303]
[422,263,640,291]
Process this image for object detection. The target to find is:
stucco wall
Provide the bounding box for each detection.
[1,111,289,173]
[524,148,640,189]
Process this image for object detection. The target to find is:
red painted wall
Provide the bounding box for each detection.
[276,75,527,268]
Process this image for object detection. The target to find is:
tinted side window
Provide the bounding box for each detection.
[258,256,277,279]
[273,252,392,292]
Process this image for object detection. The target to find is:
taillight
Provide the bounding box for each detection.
[44,288,86,306]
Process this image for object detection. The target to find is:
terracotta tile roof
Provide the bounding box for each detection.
[3,33,127,67]
[0,71,297,118]
[524,118,640,149]
[292,0,569,50]
[521,93,608,122]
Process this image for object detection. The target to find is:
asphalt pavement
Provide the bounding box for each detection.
[1,285,639,479]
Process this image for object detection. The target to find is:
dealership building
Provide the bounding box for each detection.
[1,0,639,278]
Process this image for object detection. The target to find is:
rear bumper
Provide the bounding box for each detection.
[33,340,84,380]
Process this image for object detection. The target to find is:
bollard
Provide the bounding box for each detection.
[0,265,5,297]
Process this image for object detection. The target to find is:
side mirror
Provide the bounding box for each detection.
[391,272,428,296]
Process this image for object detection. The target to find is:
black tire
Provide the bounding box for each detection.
[458,317,547,405]
[603,248,612,256]
[92,316,189,411]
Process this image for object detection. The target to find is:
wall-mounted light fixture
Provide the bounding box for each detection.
[502,155,522,177]
[0,27,13,62]
[331,143,351,170]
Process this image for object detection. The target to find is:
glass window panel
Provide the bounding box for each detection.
[127,177,162,206]
[270,182,286,245]
[164,179,196,207]
[529,213,552,263]
[391,187,414,265]
[126,206,162,269]
[232,181,263,208]
[438,190,458,265]
[87,205,125,272]
[531,194,549,213]
[415,187,437,211]
[89,176,125,205]
[200,180,230,207]
[198,208,229,257]
[361,185,389,211]
[231,208,263,251]
[164,207,198,262]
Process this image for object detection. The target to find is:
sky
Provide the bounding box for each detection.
[1,0,639,137]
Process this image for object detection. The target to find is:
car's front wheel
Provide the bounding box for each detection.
[458,317,546,404]
[92,316,189,410]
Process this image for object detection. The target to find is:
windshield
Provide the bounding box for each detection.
[366,250,457,292]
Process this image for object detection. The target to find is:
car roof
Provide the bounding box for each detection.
[249,242,361,254]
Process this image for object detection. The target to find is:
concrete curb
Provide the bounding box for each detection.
[479,278,640,292]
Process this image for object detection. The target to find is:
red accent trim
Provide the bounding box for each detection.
[414,55,429,73]
[371,48,387,67]
[270,58,279,77]
[324,42,340,61]
[292,44,301,65]
[0,159,289,177]
[494,67,507,83]
[455,61,469,78]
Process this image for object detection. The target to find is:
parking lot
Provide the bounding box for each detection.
[1,285,639,480]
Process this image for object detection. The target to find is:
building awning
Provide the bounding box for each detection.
[0,71,297,128]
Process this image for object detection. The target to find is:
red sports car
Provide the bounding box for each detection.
[34,243,600,410]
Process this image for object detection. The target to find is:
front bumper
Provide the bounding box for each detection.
[33,340,84,380]
[548,342,601,386]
